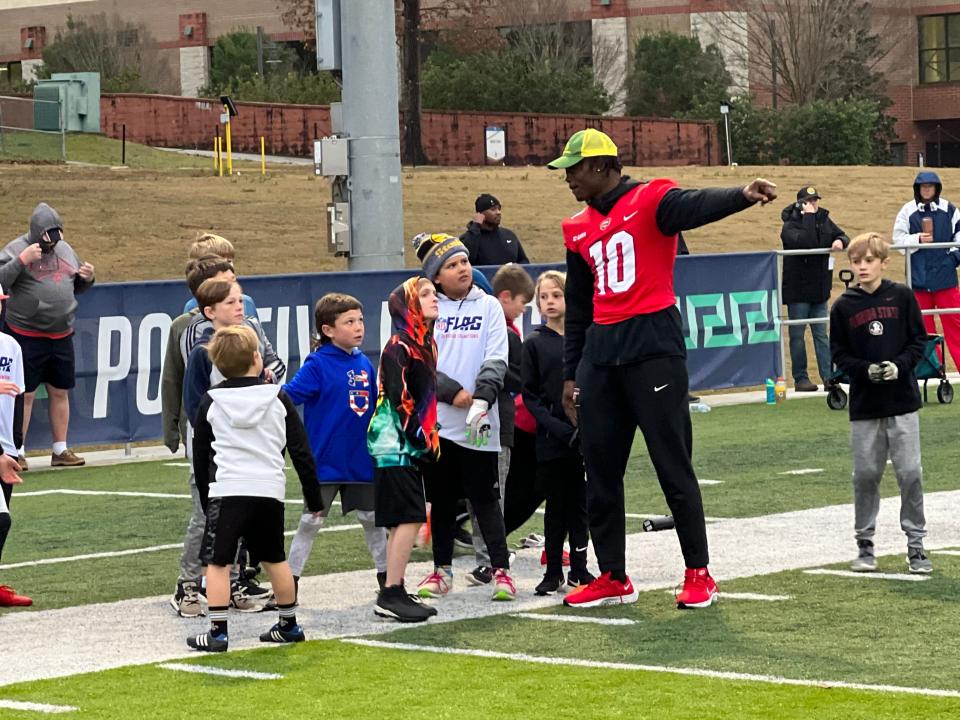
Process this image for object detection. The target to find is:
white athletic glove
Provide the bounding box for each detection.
[880,361,899,382]
[867,363,884,383]
[465,399,491,447]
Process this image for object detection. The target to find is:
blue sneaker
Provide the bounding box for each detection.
[259,623,305,644]
[186,631,228,652]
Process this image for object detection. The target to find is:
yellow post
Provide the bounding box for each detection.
[217,137,223,177]
[223,104,233,176]
[260,136,266,176]
[213,134,219,173]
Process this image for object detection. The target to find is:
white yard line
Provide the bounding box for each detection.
[719,592,792,602]
[12,488,341,509]
[698,479,723,486]
[935,550,960,556]
[512,612,636,626]
[778,469,824,476]
[803,569,928,582]
[343,638,960,699]
[0,700,77,713]
[0,525,362,570]
[157,663,282,680]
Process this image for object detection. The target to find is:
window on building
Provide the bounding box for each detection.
[919,14,960,83]
[0,62,23,90]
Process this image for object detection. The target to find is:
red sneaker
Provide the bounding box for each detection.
[0,585,33,607]
[540,550,571,567]
[563,571,638,608]
[675,567,718,609]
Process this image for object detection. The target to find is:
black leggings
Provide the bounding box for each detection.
[425,438,509,569]
[540,457,589,576]
[577,356,708,576]
[503,430,543,534]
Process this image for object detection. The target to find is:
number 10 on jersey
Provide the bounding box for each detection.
[588,231,637,295]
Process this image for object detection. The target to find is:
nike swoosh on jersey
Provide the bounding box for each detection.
[624,211,638,221]
[575,546,588,552]
[654,384,669,392]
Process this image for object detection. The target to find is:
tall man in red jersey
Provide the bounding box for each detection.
[549,129,777,609]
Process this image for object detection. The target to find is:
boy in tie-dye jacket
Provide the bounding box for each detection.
[368,276,441,623]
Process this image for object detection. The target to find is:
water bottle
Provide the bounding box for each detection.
[775,376,787,404]
[689,401,712,413]
[765,378,776,404]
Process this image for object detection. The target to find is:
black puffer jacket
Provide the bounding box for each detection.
[780,204,849,304]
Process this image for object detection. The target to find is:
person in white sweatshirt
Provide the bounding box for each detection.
[188,325,323,652]
[411,233,516,601]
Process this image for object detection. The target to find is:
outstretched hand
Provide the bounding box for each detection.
[743,178,778,205]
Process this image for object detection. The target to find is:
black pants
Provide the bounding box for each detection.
[425,438,509,569]
[577,356,708,575]
[540,457,589,576]
[503,429,543,535]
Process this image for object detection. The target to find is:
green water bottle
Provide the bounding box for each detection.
[765,378,776,404]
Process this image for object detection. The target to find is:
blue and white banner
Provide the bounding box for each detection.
[24,252,780,448]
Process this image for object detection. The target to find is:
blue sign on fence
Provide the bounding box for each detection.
[23,252,780,448]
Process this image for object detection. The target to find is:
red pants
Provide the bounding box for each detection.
[914,288,960,371]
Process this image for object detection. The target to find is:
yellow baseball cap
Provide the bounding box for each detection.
[547,129,619,169]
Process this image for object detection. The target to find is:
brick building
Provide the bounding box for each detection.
[2,0,960,165]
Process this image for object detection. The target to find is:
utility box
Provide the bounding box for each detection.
[315,0,342,71]
[319,136,349,176]
[33,72,100,133]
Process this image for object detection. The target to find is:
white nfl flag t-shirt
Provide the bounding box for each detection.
[0,333,24,457]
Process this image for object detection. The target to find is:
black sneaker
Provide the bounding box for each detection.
[534,574,564,596]
[377,571,387,592]
[375,585,438,623]
[567,570,596,589]
[231,577,272,612]
[465,566,494,586]
[187,631,228,652]
[260,622,305,643]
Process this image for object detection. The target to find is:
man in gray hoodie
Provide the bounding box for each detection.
[0,203,95,468]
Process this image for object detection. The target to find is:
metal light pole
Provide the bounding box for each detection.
[720,101,733,166]
[339,0,405,271]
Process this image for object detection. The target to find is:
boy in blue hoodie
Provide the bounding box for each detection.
[283,294,387,593]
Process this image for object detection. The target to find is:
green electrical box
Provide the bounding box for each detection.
[33,72,100,133]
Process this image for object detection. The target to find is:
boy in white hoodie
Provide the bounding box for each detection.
[188,325,323,652]
[412,233,515,601]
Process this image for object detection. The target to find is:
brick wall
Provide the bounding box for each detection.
[913,84,960,121]
[99,93,720,166]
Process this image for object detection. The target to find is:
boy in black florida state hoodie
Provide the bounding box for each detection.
[829,232,931,576]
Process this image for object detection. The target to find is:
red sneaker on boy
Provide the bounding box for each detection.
[675,567,718,609]
[563,571,638,608]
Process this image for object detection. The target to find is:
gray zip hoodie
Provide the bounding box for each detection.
[0,203,94,336]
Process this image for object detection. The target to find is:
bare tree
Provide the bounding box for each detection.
[698,0,907,106]
[493,0,625,108]
[277,0,498,163]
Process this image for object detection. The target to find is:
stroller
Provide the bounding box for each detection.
[826,269,954,410]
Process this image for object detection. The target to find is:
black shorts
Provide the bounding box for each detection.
[8,329,75,392]
[374,466,427,528]
[200,496,286,567]
[317,483,375,515]
[424,439,499,504]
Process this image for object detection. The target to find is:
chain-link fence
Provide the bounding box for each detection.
[0,95,66,162]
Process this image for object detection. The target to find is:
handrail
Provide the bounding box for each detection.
[773,241,960,380]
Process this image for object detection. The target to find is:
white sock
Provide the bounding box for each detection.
[16,447,24,457]
[52,442,67,455]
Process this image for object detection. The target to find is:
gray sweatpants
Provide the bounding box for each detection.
[287,508,387,577]
[178,468,206,582]
[470,447,511,566]
[850,412,926,549]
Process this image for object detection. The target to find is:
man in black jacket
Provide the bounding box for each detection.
[780,186,849,391]
[460,194,529,266]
